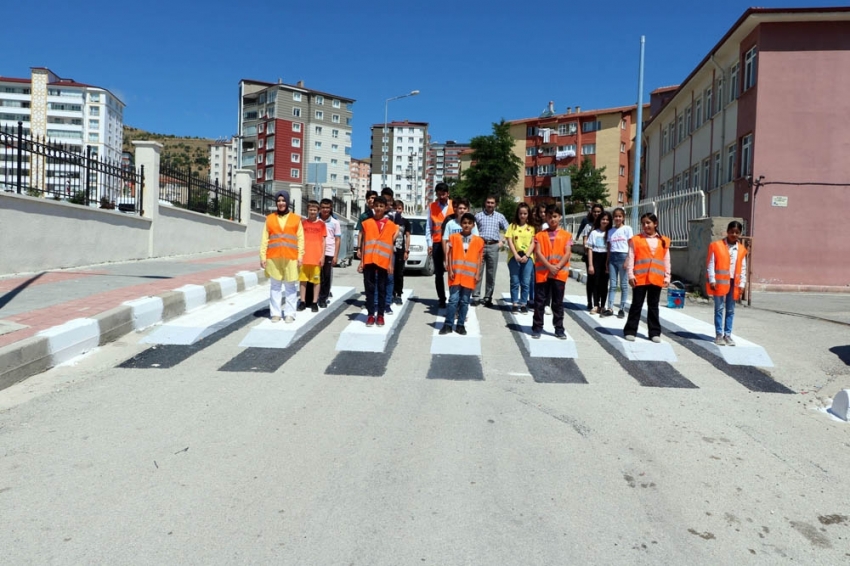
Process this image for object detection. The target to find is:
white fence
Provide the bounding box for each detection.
[561,189,706,246]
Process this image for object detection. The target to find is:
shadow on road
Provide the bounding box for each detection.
[829,345,850,366]
[0,272,45,311]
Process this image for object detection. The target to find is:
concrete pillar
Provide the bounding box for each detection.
[133,141,163,257]
[322,186,333,201]
[290,184,303,215]
[234,169,253,227]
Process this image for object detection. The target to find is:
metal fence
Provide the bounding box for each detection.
[250,182,275,215]
[160,161,241,222]
[332,195,346,218]
[1,121,144,214]
[561,189,706,246]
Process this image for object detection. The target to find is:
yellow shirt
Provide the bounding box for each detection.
[505,223,536,263]
[260,212,305,282]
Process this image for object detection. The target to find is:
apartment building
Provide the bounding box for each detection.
[237,79,354,199]
[509,102,646,206]
[369,120,428,210]
[349,157,371,200]
[426,140,469,198]
[643,6,850,287]
[208,137,238,187]
[0,67,124,194]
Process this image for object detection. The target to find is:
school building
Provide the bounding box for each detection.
[642,6,850,289]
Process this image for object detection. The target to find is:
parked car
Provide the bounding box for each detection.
[405,215,434,275]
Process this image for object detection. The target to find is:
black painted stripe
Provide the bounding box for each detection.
[563,302,698,389]
[426,354,485,381]
[499,308,588,384]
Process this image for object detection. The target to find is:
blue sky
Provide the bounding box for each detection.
[3,0,838,158]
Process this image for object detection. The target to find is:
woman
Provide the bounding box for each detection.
[586,211,612,313]
[579,204,604,310]
[506,203,536,313]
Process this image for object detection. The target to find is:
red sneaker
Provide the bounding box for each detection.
[376,315,385,327]
[366,315,376,327]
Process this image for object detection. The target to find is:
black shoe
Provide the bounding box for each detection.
[600,309,614,317]
[511,305,519,313]
[587,304,593,311]
[318,300,328,308]
[439,325,452,335]
[617,309,625,319]
[329,291,333,298]
[555,331,567,340]
[394,296,403,305]
[471,299,480,307]
[483,297,493,307]
[531,330,541,339]
[438,300,447,309]
[297,301,306,311]
[311,304,319,313]
[455,325,467,335]
[520,306,528,314]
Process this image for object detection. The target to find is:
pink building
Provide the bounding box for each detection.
[349,158,371,200]
[644,7,850,290]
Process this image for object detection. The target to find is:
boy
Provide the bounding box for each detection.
[440,213,483,336]
[318,198,341,308]
[426,183,453,308]
[357,196,398,327]
[531,204,572,340]
[441,197,479,258]
[299,200,326,313]
[392,199,411,305]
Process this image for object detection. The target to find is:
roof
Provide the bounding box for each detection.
[239,78,356,103]
[371,121,429,128]
[645,6,850,129]
[0,69,125,106]
[650,85,679,95]
[509,103,648,126]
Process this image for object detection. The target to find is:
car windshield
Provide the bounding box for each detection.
[409,218,427,236]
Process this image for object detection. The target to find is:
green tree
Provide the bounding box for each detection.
[459,120,523,207]
[497,198,518,222]
[559,157,610,211]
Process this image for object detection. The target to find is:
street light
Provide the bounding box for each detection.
[382,89,420,187]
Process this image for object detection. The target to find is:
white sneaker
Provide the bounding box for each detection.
[650,336,661,343]
[624,335,636,342]
[270,316,281,323]
[545,306,553,315]
[284,315,295,324]
[724,335,736,346]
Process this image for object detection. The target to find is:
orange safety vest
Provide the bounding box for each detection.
[631,235,670,287]
[301,218,327,266]
[706,239,747,300]
[534,229,571,283]
[266,212,301,260]
[447,233,484,290]
[361,218,398,270]
[429,201,453,244]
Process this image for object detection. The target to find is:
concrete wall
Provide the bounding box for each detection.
[246,212,267,251]
[153,204,247,257]
[0,192,151,274]
[678,216,741,292]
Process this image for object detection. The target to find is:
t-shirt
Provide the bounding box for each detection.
[442,217,479,239]
[586,229,608,253]
[302,218,327,266]
[607,225,634,253]
[505,223,535,263]
[322,216,341,257]
[392,214,411,252]
[375,217,389,232]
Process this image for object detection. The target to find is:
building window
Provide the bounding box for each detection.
[293,92,302,101]
[267,122,275,134]
[258,123,265,134]
[258,139,264,149]
[292,107,301,117]
[620,142,626,153]
[703,158,711,190]
[675,175,682,192]
[396,146,403,153]
[703,87,712,122]
[621,119,627,130]
[344,175,349,183]
[332,144,338,152]
[291,153,300,163]
[330,173,338,181]
[258,154,264,165]
[315,126,322,135]
[715,78,723,114]
[677,115,684,145]
[89,92,100,102]
[266,137,274,150]
[332,99,340,108]
[662,128,669,154]
[89,106,100,116]
[684,106,692,135]
[292,122,302,132]
[618,191,625,203]
[332,129,339,138]
[291,168,300,178]
[89,119,99,129]
[694,99,703,128]
[315,95,324,105]
[683,170,690,189]
[314,156,322,162]
[315,110,323,120]
[315,141,322,149]
[292,138,301,147]
[619,165,625,177]
[332,114,340,123]
[740,134,753,177]
[88,132,99,142]
[331,158,338,165]
[558,144,576,153]
[713,153,721,189]
[265,166,273,179]
[527,126,538,137]
[581,144,596,155]
[558,122,577,136]
[744,47,757,91]
[692,165,700,189]
[346,117,351,125]
[730,62,740,102]
[266,153,274,165]
[726,144,736,183]
[581,120,602,133]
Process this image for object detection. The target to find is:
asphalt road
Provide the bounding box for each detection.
[2,260,849,565]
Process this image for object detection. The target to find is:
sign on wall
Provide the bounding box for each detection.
[771,196,788,207]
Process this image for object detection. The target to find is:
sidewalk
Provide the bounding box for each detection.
[0,248,263,388]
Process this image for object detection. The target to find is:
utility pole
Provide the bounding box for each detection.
[632,36,646,230]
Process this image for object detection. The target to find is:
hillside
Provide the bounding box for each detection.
[122,126,215,171]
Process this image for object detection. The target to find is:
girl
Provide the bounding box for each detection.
[586,211,612,313]
[580,204,604,310]
[706,221,747,346]
[506,203,536,313]
[602,207,633,318]
[623,213,670,342]
[526,204,548,309]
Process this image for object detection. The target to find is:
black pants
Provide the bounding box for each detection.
[363,263,388,317]
[588,251,608,309]
[318,255,334,303]
[533,278,565,333]
[583,255,593,307]
[393,251,405,296]
[432,243,447,303]
[624,284,662,338]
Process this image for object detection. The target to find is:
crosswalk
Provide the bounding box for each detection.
[117,283,793,394]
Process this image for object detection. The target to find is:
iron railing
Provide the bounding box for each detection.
[1,121,144,214]
[332,195,346,218]
[160,161,241,222]
[561,188,707,246]
[250,182,275,215]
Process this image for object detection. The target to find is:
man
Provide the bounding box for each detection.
[425,182,453,309]
[318,198,341,308]
[380,187,397,314]
[473,195,509,307]
[260,190,304,323]
[392,199,411,305]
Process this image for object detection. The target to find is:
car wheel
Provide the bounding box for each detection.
[422,255,435,276]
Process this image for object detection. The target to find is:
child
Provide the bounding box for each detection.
[623,212,671,343]
[706,220,747,346]
[531,205,572,340]
[440,213,483,335]
[357,196,398,327]
[299,200,326,313]
[318,198,341,308]
[392,200,411,305]
[601,207,633,318]
[260,190,304,323]
[580,204,604,310]
[441,197,478,258]
[506,202,536,313]
[586,211,612,314]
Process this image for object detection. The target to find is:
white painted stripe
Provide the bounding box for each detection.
[37,318,100,365]
[430,301,481,356]
[174,284,207,313]
[213,276,238,298]
[564,294,677,362]
[657,307,774,367]
[335,289,414,353]
[239,286,356,348]
[142,286,268,345]
[122,296,164,331]
[236,270,259,289]
[500,293,578,358]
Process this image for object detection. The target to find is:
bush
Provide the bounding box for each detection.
[497,198,518,222]
[69,190,87,205]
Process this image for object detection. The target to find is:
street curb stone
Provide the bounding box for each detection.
[0,336,52,391]
[94,306,134,345]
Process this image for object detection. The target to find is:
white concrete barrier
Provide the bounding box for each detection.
[213,276,238,298]
[122,296,165,331]
[174,284,207,313]
[501,294,578,358]
[237,270,259,290]
[831,390,850,421]
[336,289,414,353]
[37,318,100,365]
[430,302,481,356]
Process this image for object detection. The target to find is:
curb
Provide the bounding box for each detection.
[0,269,268,393]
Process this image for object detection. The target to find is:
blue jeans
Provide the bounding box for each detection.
[608,252,629,310]
[714,288,736,336]
[372,270,394,310]
[508,257,533,305]
[445,285,472,329]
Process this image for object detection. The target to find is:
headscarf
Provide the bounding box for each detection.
[274,190,290,215]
